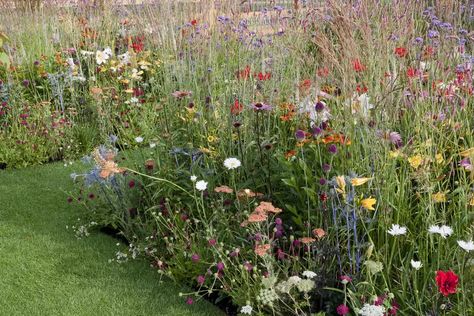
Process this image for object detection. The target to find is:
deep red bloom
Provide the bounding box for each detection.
[231,99,244,115]
[190,19,198,26]
[435,270,458,296]
[352,59,365,72]
[131,35,145,53]
[255,72,271,81]
[406,67,419,78]
[394,47,408,58]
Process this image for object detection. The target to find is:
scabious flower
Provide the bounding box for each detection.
[302,271,317,278]
[240,305,253,315]
[435,270,459,296]
[135,136,144,143]
[411,260,423,270]
[223,157,241,170]
[195,180,208,191]
[457,240,474,252]
[428,225,453,238]
[387,224,407,236]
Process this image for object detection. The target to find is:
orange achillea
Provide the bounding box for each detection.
[214,185,233,194]
[255,201,282,214]
[93,149,125,179]
[300,237,316,244]
[254,244,271,257]
[247,211,268,223]
[312,228,326,239]
[285,150,297,159]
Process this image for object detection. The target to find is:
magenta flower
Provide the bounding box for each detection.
[197,275,205,285]
[251,102,272,111]
[191,253,200,262]
[460,158,473,171]
[216,262,225,271]
[336,304,350,315]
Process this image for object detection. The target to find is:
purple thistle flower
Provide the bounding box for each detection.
[191,253,200,262]
[216,262,225,271]
[322,163,331,173]
[315,101,325,112]
[328,144,338,154]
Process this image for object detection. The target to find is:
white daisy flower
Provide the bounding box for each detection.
[195,180,208,191]
[387,224,407,236]
[135,136,144,143]
[190,175,197,182]
[457,240,474,252]
[223,157,241,170]
[428,224,453,238]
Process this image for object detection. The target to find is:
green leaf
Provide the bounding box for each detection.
[0,51,9,68]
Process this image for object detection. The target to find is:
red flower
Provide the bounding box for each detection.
[255,72,271,81]
[406,67,419,78]
[236,65,251,80]
[394,47,408,58]
[131,35,145,53]
[336,304,350,315]
[317,67,329,77]
[352,59,365,72]
[231,99,244,115]
[190,19,197,26]
[435,270,459,296]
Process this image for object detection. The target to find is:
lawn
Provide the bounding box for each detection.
[0,162,222,316]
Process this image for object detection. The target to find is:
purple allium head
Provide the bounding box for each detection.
[315,101,325,112]
[22,80,30,87]
[275,218,282,225]
[322,163,331,173]
[191,253,200,262]
[328,144,338,154]
[319,178,327,185]
[312,126,322,136]
[389,131,402,147]
[34,60,40,66]
[295,129,306,141]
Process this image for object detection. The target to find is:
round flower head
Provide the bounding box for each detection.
[223,157,241,170]
[410,259,422,270]
[387,224,407,236]
[195,180,208,191]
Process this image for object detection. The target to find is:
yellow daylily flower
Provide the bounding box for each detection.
[435,153,444,164]
[460,147,474,158]
[432,191,447,203]
[335,176,346,196]
[408,155,423,169]
[351,177,372,186]
[361,197,376,211]
[469,196,474,206]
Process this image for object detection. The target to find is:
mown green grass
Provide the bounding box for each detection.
[0,162,223,316]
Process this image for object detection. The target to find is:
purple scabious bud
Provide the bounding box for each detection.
[295,129,306,141]
[191,253,200,262]
[414,37,424,44]
[322,163,331,173]
[319,178,327,185]
[328,144,338,154]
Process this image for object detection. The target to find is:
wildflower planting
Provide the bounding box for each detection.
[1,0,474,315]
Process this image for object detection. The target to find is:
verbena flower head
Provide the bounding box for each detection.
[223,157,241,170]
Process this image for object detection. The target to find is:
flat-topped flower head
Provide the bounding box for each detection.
[223,157,241,170]
[195,180,208,191]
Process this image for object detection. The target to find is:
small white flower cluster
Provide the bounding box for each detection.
[276,273,316,294]
[240,304,253,315]
[358,303,386,316]
[68,220,97,239]
[256,288,278,307]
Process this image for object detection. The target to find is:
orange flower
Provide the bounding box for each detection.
[247,211,268,223]
[321,133,351,145]
[255,201,282,214]
[93,149,125,179]
[300,237,316,244]
[285,150,297,159]
[237,189,264,200]
[214,185,234,194]
[254,244,271,257]
[312,228,326,239]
